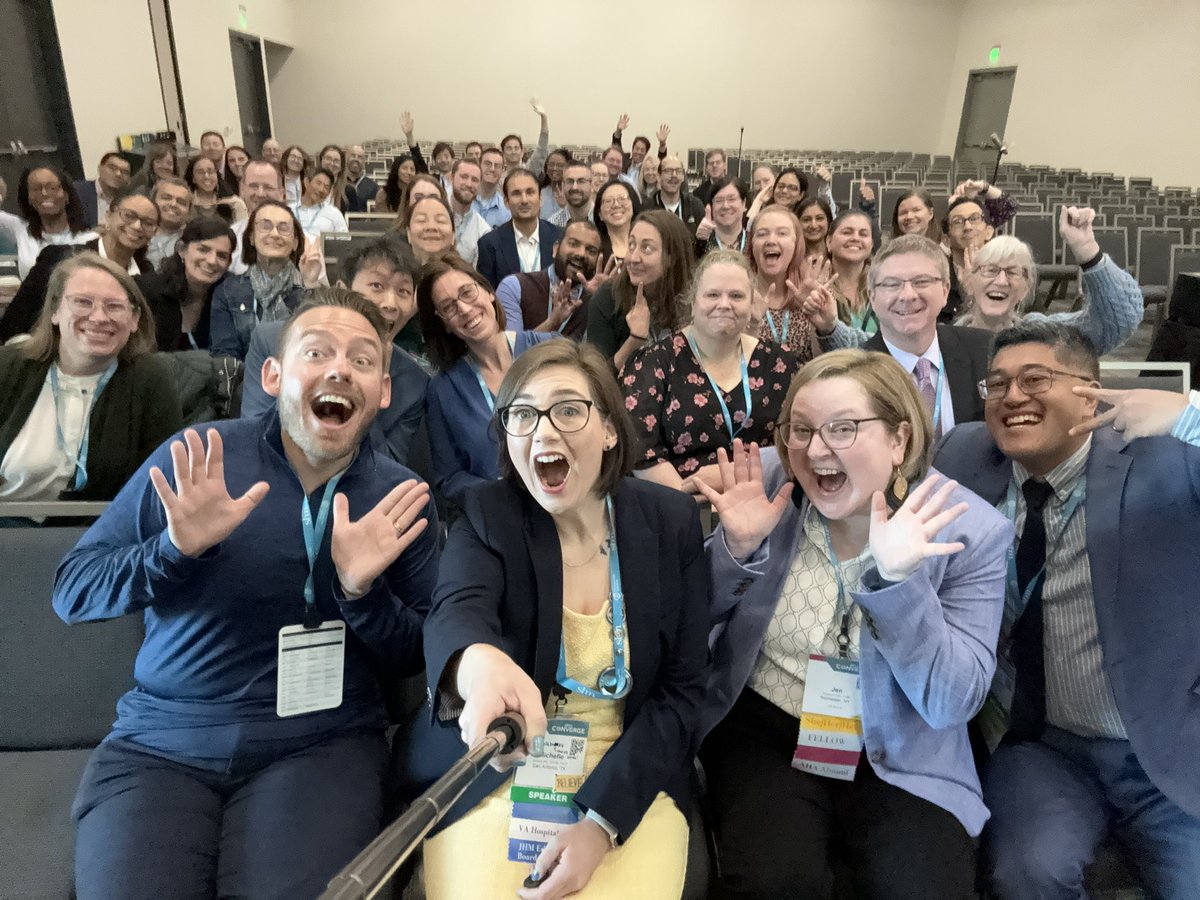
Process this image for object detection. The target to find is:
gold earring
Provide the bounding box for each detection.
[891,468,908,503]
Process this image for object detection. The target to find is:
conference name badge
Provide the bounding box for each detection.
[792,655,863,781]
[979,624,1017,753]
[275,621,346,718]
[507,718,589,863]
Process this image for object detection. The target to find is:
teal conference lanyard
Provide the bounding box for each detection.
[1002,479,1084,617]
[686,333,752,445]
[50,361,117,490]
[467,332,516,412]
[300,470,346,629]
[556,496,631,700]
[818,516,854,659]
[766,309,791,344]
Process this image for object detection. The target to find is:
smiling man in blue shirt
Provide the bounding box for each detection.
[55,287,439,900]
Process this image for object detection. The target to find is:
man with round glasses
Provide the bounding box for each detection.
[935,320,1200,898]
[809,234,994,434]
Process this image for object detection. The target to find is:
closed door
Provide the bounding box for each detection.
[229,32,271,157]
[0,0,81,212]
[953,68,1017,179]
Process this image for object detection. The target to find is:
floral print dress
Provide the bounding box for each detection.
[620,332,800,477]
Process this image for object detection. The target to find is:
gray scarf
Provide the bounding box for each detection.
[249,261,298,322]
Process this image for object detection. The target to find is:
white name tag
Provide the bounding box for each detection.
[507,718,589,863]
[276,621,346,718]
[792,654,864,781]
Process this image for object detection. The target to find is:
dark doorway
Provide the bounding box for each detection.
[229,32,271,157]
[0,0,82,213]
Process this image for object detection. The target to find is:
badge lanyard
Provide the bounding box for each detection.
[766,309,791,345]
[300,471,346,629]
[1002,479,1085,618]
[467,333,516,412]
[818,517,854,658]
[715,231,746,253]
[687,333,751,445]
[50,361,117,490]
[556,495,631,700]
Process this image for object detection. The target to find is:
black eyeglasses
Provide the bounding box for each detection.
[779,418,883,450]
[499,400,594,437]
[978,366,1096,401]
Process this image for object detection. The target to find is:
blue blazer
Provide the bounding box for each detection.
[240,319,430,467]
[700,449,1011,837]
[399,476,711,841]
[475,219,561,289]
[424,330,553,506]
[934,422,1200,819]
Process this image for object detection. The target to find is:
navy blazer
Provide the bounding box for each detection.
[402,477,711,842]
[700,450,1011,836]
[934,422,1200,819]
[475,219,561,289]
[865,324,992,425]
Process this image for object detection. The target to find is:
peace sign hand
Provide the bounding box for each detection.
[299,238,324,288]
[692,440,793,561]
[149,428,270,558]
[546,278,582,329]
[1068,385,1190,439]
[868,475,968,583]
[332,479,431,599]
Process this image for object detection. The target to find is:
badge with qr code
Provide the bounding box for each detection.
[507,718,589,862]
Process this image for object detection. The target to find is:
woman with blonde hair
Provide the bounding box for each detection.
[0,253,181,504]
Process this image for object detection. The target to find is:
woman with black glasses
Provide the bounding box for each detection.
[404,338,709,900]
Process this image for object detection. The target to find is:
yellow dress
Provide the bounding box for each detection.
[423,601,689,899]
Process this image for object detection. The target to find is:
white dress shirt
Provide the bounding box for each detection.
[881,331,956,432]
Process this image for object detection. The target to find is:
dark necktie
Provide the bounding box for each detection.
[1009,478,1055,741]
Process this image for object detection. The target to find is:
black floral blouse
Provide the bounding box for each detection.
[620,332,800,477]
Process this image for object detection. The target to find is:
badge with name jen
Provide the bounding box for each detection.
[792,654,864,781]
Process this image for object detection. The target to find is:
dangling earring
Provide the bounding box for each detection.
[890,467,908,503]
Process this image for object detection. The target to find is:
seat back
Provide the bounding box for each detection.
[1136,227,1184,286]
[0,526,143,750]
[1013,213,1056,265]
[1099,361,1190,394]
[1090,226,1129,271]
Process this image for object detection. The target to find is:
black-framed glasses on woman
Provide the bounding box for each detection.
[977,366,1096,401]
[498,399,595,437]
[779,418,883,450]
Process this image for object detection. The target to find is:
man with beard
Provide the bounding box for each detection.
[75,151,132,227]
[55,286,439,900]
[446,159,492,266]
[344,144,378,213]
[494,220,604,338]
[475,168,561,289]
[549,161,595,228]
[649,156,705,239]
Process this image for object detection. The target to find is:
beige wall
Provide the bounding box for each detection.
[52,0,167,169]
[937,0,1200,187]
[267,0,963,156]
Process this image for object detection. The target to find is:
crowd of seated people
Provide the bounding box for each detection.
[0,104,1196,900]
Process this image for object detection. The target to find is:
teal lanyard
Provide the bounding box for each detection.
[686,334,752,445]
[300,471,346,628]
[467,333,516,412]
[766,309,791,344]
[715,231,746,252]
[556,496,631,699]
[50,361,117,490]
[818,516,854,658]
[1002,480,1085,617]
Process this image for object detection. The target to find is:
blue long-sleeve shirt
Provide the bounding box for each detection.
[52,410,439,763]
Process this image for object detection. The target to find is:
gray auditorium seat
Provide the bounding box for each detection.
[0,525,143,900]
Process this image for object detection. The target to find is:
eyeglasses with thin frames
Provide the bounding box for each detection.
[977,366,1096,401]
[254,219,295,236]
[779,417,883,450]
[498,399,595,437]
[113,206,158,232]
[63,294,134,319]
[434,281,482,320]
[948,213,986,230]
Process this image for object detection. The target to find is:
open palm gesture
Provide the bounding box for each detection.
[331,479,431,598]
[868,475,968,582]
[149,429,270,558]
[693,440,793,560]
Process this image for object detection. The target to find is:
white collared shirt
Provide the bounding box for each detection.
[881,331,956,432]
[96,236,141,275]
[514,226,540,274]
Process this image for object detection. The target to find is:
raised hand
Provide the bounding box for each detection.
[625,282,651,338]
[149,428,270,558]
[815,164,832,183]
[1060,205,1101,263]
[331,479,430,598]
[615,113,630,135]
[546,278,582,329]
[858,178,875,205]
[797,254,832,298]
[692,440,793,560]
[552,182,566,208]
[696,204,716,241]
[802,282,838,335]
[868,475,967,583]
[400,111,415,143]
[456,643,546,771]
[1068,385,1190,438]
[530,97,547,119]
[656,123,671,145]
[299,238,324,288]
[585,255,618,295]
[518,819,611,900]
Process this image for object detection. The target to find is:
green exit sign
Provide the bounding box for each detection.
[988,46,1001,66]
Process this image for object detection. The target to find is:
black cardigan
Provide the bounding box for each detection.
[0,349,183,501]
[136,268,217,352]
